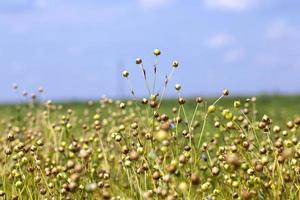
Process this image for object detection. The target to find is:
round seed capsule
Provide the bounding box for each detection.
[153,48,161,56]
[135,58,142,64]
[175,84,181,91]
[208,105,216,113]
[172,60,179,68]
[122,70,129,78]
[178,97,185,105]
[196,97,203,103]
[223,89,229,96]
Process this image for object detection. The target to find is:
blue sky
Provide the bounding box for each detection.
[0,0,299,102]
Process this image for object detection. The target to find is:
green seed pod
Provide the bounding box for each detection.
[153,48,161,56]
[15,180,23,188]
[122,70,129,78]
[208,105,216,113]
[172,60,179,68]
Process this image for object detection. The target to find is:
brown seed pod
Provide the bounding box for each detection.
[243,141,250,149]
[74,164,83,173]
[51,167,59,175]
[284,173,291,182]
[136,167,143,174]
[255,163,263,172]
[214,121,220,128]
[119,102,126,109]
[273,125,281,133]
[234,139,241,145]
[196,97,203,103]
[152,171,161,180]
[274,140,283,148]
[4,148,12,155]
[160,122,170,131]
[243,108,249,114]
[142,98,148,104]
[294,117,300,125]
[184,145,191,151]
[232,192,239,198]
[262,115,270,123]
[281,148,294,159]
[68,182,78,192]
[150,100,158,108]
[12,195,18,200]
[66,160,75,169]
[161,114,169,121]
[131,122,138,129]
[241,190,252,200]
[277,155,285,164]
[172,60,179,68]
[129,150,139,161]
[122,146,129,154]
[182,129,188,136]
[102,190,111,199]
[79,149,90,159]
[7,132,15,141]
[136,58,142,64]
[179,154,187,164]
[142,163,149,171]
[70,173,81,182]
[175,116,182,123]
[259,147,267,154]
[178,97,186,105]
[226,121,234,129]
[166,165,177,174]
[286,121,294,129]
[172,107,177,113]
[211,166,220,176]
[40,188,47,195]
[223,89,229,96]
[191,173,200,185]
[225,153,242,167]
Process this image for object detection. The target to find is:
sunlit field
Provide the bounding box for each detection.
[0,50,299,200]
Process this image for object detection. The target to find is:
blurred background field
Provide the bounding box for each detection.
[1,95,299,129]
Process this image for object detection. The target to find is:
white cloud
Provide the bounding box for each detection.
[257,19,300,71]
[207,33,235,48]
[204,0,259,11]
[223,48,244,63]
[266,19,299,40]
[138,0,174,9]
[206,33,243,64]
